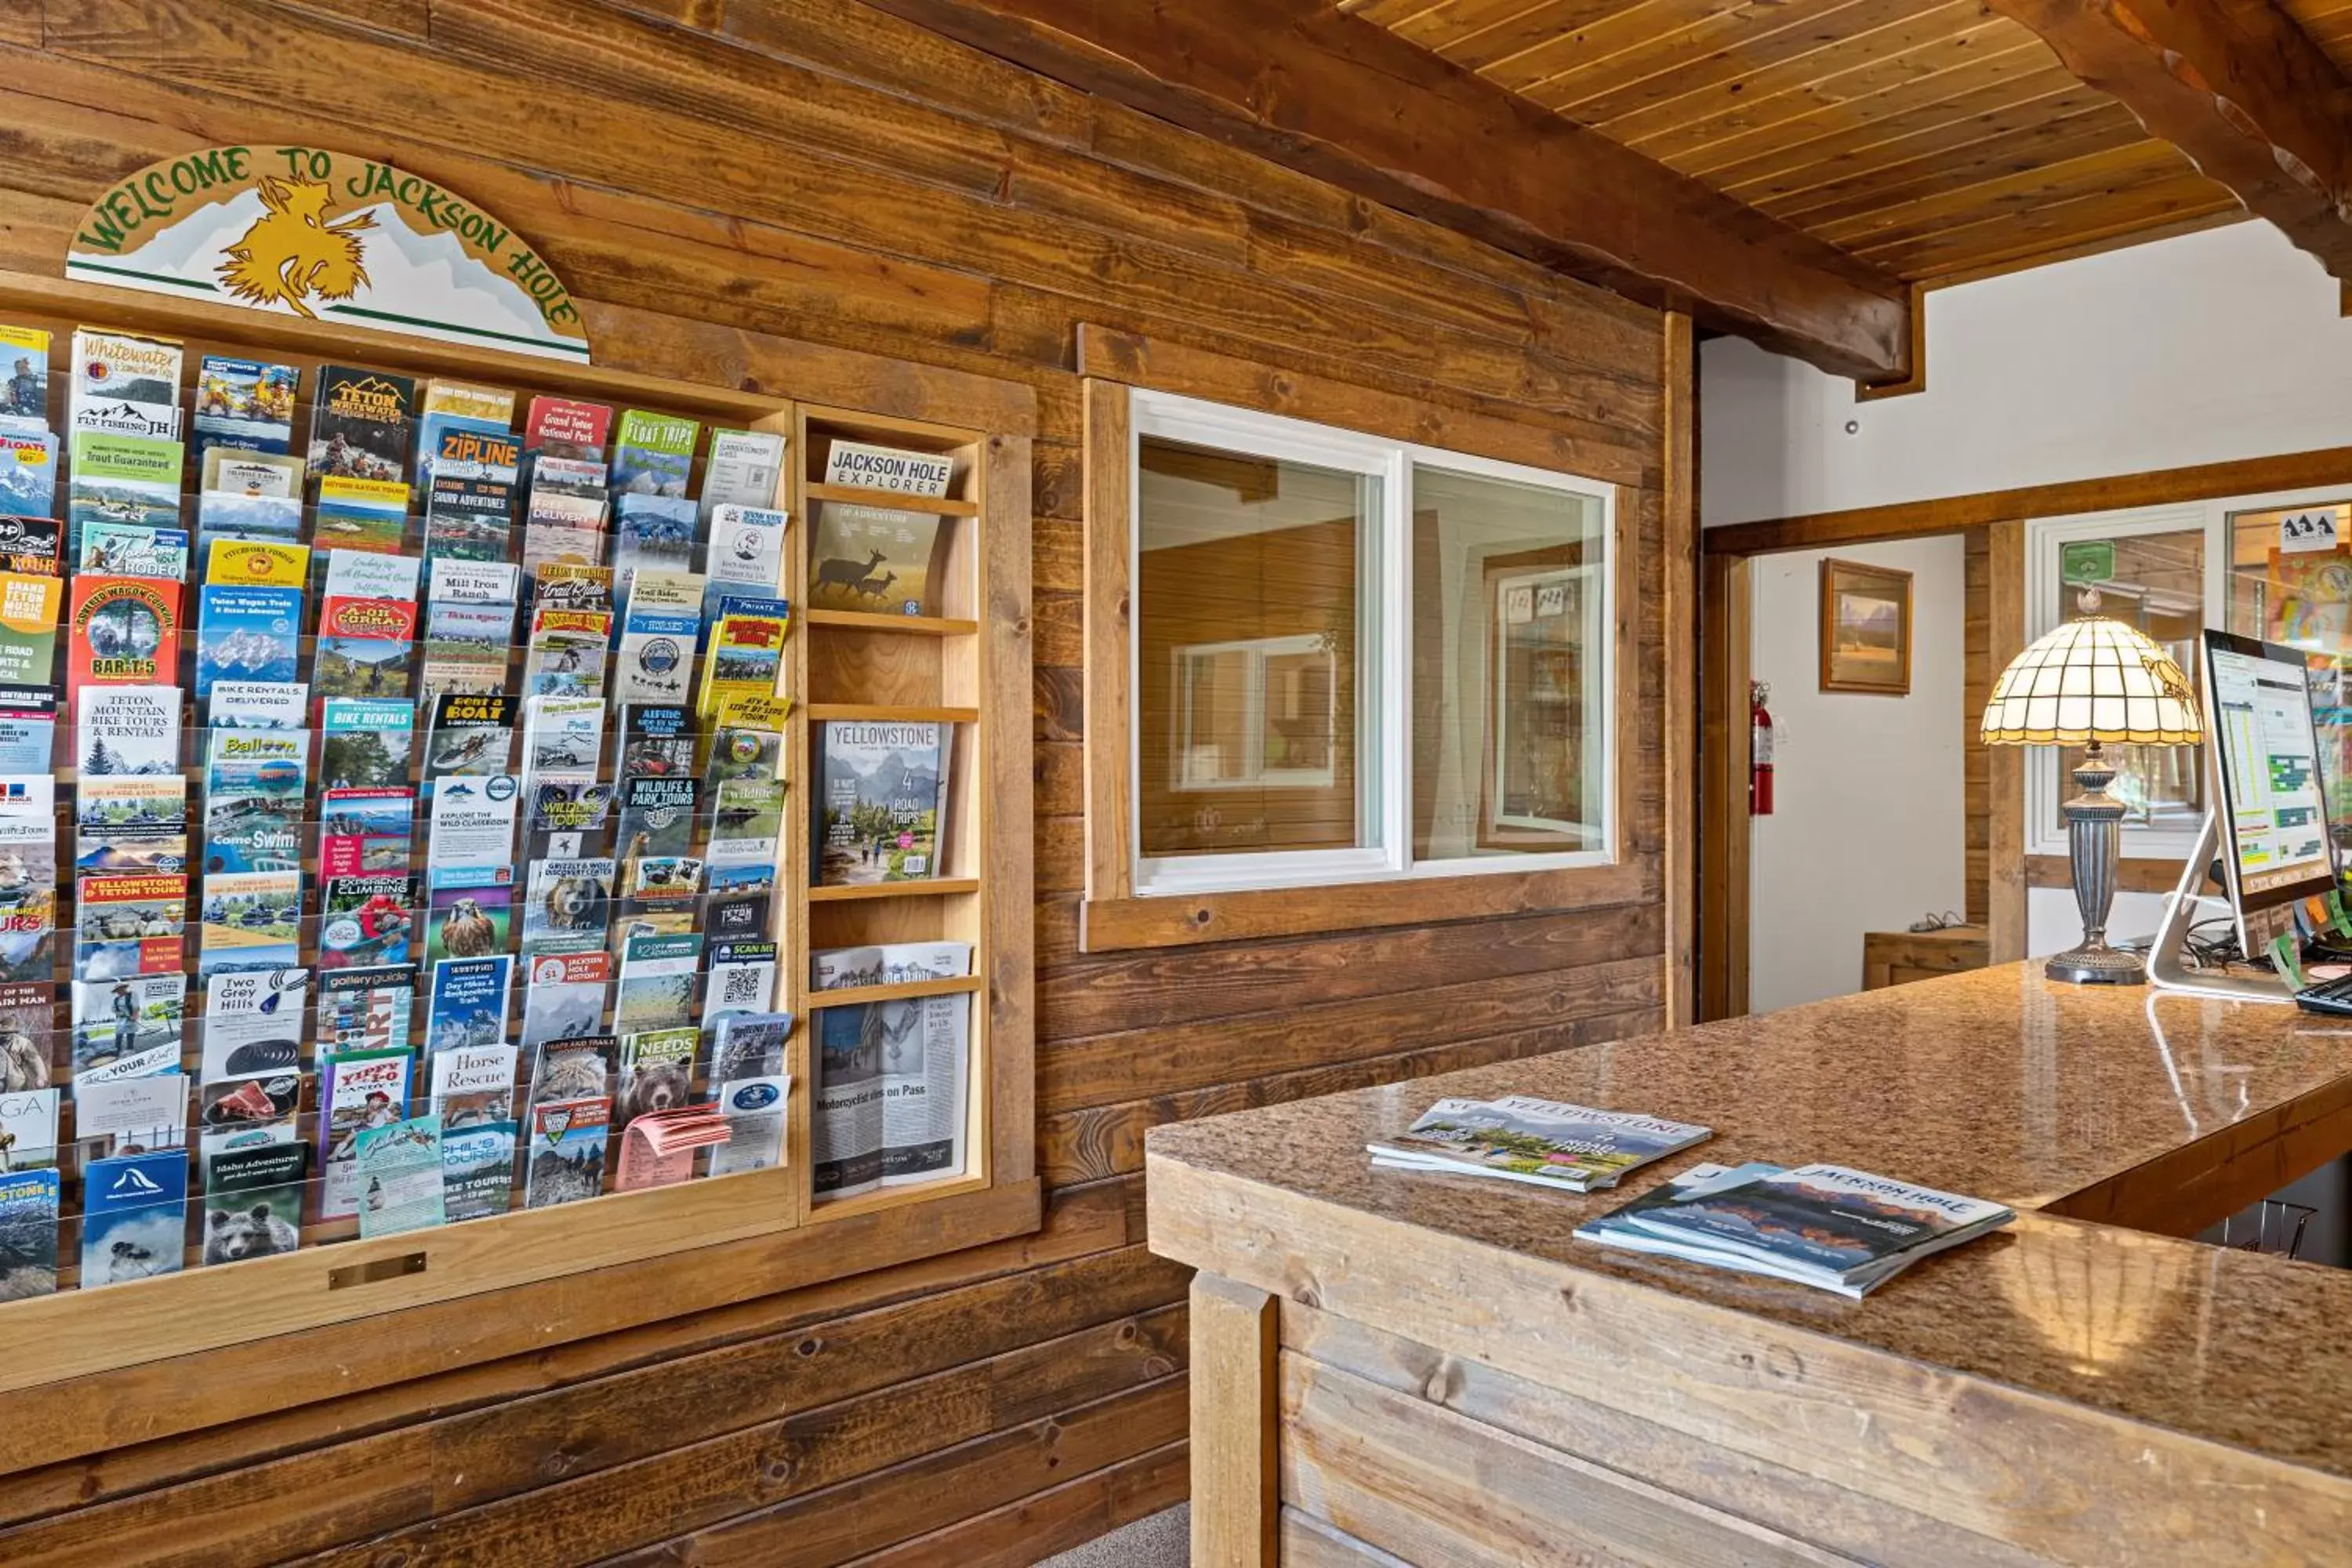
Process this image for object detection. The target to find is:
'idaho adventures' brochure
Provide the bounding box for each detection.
[201,1142,307,1267]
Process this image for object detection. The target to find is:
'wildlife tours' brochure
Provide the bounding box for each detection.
[318,1046,413,1221]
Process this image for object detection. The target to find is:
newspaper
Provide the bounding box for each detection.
[811,993,968,1200]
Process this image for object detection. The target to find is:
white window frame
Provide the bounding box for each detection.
[1128,387,1617,898]
[1171,633,1338,792]
[2024,483,2352,860]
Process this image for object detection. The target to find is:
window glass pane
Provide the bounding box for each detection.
[2043,528,2205,837]
[1134,436,1377,858]
[2226,501,2352,855]
[1410,466,1607,860]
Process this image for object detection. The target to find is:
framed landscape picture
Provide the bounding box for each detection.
[1819,558,1911,695]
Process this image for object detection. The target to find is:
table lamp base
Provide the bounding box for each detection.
[2045,942,2145,985]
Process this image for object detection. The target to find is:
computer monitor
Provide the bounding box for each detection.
[2204,628,2338,956]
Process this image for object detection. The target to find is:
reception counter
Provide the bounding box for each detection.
[1145,964,2352,1566]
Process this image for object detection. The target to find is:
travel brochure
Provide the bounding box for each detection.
[0,319,1006,1287]
[1364,1090,2016,1297]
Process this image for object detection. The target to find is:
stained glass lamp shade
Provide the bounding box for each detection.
[1980,618,2201,747]
[1981,617,2203,985]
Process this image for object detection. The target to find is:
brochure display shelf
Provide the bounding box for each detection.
[792,405,1008,1224]
[0,270,1038,1406]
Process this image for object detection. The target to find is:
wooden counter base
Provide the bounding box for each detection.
[1150,966,2352,1566]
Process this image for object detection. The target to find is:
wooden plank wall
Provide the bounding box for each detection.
[0,2,1668,1562]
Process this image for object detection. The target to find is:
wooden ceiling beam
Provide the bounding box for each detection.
[1984,0,2352,278]
[858,0,1914,381]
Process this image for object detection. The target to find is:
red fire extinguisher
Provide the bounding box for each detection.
[1750,681,1775,817]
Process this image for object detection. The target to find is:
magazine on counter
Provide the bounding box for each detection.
[1574,1162,2014,1298]
[1369,1094,1711,1192]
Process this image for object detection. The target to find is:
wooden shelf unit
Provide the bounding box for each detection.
[793,403,1012,1212]
[0,268,1038,1395]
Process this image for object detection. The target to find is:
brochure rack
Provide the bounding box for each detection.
[0,269,1037,1417]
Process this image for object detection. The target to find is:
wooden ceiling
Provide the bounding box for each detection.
[2286,0,2352,68]
[1337,0,2247,281]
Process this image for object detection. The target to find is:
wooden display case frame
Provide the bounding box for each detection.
[0,270,1037,1430]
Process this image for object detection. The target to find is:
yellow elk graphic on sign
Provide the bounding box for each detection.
[216,174,375,318]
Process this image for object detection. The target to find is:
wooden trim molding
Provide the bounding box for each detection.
[1081,379,1135,908]
[1853,281,1928,402]
[1697,553,1751,1019]
[1661,311,1698,1028]
[1075,337,1651,953]
[1076,324,1647,487]
[1705,443,2352,557]
[1987,521,2030,963]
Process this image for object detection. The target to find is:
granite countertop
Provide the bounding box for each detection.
[1145,964,2352,1481]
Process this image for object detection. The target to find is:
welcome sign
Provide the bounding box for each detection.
[65,145,591,362]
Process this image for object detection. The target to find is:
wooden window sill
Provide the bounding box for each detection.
[1080,859,1647,951]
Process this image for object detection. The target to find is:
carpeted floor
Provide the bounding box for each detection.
[1036,1504,1188,1566]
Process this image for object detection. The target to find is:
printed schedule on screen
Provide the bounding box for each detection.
[2212,644,2332,895]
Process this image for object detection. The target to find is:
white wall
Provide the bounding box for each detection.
[1748,536,1966,1012]
[1703,222,2352,528]
[1710,220,2352,960]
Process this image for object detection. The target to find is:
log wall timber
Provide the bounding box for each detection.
[858,0,1915,381]
[0,0,1668,1560]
